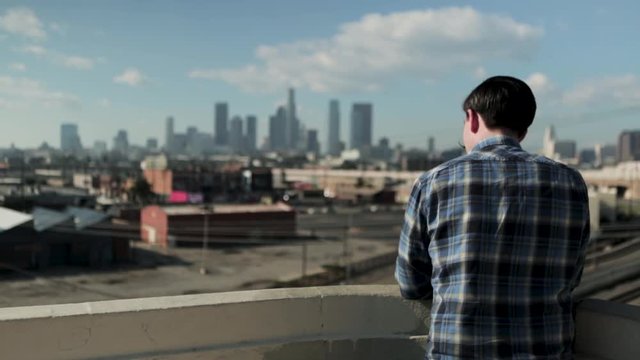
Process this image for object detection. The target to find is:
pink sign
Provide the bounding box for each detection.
[169,191,188,203]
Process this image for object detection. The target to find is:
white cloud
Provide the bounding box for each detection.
[0,97,18,109]
[114,68,145,86]
[62,56,94,70]
[0,7,46,40]
[98,98,111,107]
[473,66,487,80]
[9,63,27,72]
[563,75,640,106]
[0,76,79,108]
[20,44,47,56]
[526,72,556,96]
[49,22,65,34]
[189,7,543,93]
[18,45,96,70]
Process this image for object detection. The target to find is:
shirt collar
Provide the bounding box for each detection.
[470,135,521,153]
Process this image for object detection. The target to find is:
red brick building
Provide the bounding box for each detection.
[143,169,172,196]
[140,203,296,247]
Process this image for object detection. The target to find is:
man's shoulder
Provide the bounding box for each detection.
[413,154,476,188]
[531,154,588,186]
[413,151,587,190]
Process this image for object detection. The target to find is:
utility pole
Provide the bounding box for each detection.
[343,213,353,284]
[20,154,26,212]
[301,237,308,278]
[200,205,210,275]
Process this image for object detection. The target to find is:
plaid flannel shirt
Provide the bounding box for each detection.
[395,136,590,359]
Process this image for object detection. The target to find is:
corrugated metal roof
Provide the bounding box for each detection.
[65,207,109,230]
[32,207,73,232]
[0,207,32,233]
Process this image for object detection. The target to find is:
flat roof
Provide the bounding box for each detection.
[161,203,293,216]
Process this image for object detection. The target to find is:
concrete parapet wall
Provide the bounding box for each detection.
[0,285,638,359]
[575,299,640,360]
[0,285,429,360]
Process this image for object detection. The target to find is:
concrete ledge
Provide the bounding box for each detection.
[0,285,430,360]
[0,285,637,359]
[575,299,640,360]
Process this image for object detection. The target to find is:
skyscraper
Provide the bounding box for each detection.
[146,138,158,150]
[618,130,640,162]
[286,88,299,150]
[328,100,341,156]
[229,116,244,153]
[113,130,129,155]
[60,123,82,153]
[91,141,107,158]
[427,137,435,154]
[165,116,174,153]
[269,106,287,151]
[246,115,257,152]
[215,102,229,146]
[186,126,198,154]
[543,125,556,158]
[306,129,320,155]
[350,103,373,152]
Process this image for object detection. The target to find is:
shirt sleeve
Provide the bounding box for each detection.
[395,176,433,300]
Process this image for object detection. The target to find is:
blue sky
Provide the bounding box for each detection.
[1,0,639,151]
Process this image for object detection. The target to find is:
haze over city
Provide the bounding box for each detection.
[1,0,640,151]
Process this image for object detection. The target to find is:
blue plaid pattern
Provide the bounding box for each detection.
[395,136,590,359]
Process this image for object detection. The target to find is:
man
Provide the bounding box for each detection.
[395,76,590,359]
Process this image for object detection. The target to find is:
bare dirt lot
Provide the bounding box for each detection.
[0,237,397,308]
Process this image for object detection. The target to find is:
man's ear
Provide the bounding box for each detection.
[467,109,480,134]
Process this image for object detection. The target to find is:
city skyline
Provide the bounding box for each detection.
[1,1,640,150]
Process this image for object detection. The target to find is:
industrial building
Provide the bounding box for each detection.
[0,206,130,270]
[140,203,296,247]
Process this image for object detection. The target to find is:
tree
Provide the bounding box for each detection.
[129,178,155,205]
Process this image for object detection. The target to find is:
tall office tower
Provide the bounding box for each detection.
[215,102,229,146]
[350,103,373,151]
[597,144,618,166]
[328,100,341,156]
[186,126,198,145]
[113,130,129,155]
[246,115,257,152]
[146,138,158,150]
[185,126,198,154]
[579,149,596,166]
[618,130,640,162]
[229,116,244,153]
[172,134,187,154]
[376,137,391,161]
[286,88,299,150]
[553,140,576,159]
[269,107,287,151]
[306,129,320,155]
[165,116,174,152]
[60,123,82,153]
[91,140,107,158]
[543,125,556,158]
[427,136,435,154]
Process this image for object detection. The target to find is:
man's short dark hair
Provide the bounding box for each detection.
[462,76,537,136]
